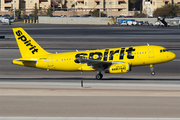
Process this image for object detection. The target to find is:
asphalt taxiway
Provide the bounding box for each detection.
[0,80,180,117]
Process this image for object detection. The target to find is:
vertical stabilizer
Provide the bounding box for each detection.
[12,28,49,58]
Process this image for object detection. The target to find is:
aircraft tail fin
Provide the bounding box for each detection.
[12,28,49,58]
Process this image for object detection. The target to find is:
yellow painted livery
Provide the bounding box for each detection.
[12,28,176,79]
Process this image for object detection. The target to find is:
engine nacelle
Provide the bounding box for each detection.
[105,63,130,74]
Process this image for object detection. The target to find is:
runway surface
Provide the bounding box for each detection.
[0,23,180,118]
[0,79,180,117]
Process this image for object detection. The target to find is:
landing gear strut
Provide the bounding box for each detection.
[150,64,155,76]
[96,67,103,80]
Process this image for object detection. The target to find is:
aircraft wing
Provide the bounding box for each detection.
[75,58,123,68]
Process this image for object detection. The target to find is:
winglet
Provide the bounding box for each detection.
[12,28,49,58]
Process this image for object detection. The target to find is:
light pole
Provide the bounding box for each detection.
[107,0,108,17]
[99,0,101,17]
[110,0,112,16]
[14,0,15,20]
[28,0,29,16]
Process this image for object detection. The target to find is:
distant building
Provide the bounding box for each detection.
[57,0,131,16]
[63,0,128,11]
[0,0,133,16]
[143,0,180,16]
[0,0,50,13]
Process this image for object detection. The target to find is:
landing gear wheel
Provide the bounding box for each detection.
[150,64,155,76]
[151,71,155,76]
[96,74,103,80]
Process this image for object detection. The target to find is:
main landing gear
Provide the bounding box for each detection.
[96,72,103,80]
[150,64,155,76]
[96,67,103,80]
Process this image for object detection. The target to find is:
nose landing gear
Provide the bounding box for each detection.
[150,64,155,76]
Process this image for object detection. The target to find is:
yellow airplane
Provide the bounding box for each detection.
[12,28,176,80]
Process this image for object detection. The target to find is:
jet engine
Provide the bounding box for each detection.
[105,63,130,74]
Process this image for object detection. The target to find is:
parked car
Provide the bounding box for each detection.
[121,20,128,26]
[113,16,119,18]
[143,21,150,26]
[73,15,80,17]
[154,21,160,26]
[125,16,133,18]
[0,17,14,25]
[138,21,143,26]
[2,14,10,17]
[119,15,125,18]
[132,21,138,26]
[28,14,34,19]
[61,15,67,17]
[108,16,113,18]
[80,14,92,17]
[127,19,136,25]
[149,23,153,26]
[21,15,29,19]
[127,21,133,25]
[155,21,164,27]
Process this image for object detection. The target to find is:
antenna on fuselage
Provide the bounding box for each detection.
[76,49,78,52]
[147,43,149,46]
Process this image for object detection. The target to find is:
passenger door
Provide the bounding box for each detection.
[148,47,154,58]
[47,56,53,67]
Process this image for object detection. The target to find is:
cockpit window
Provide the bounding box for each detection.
[160,49,169,53]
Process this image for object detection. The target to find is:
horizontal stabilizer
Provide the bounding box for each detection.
[17,60,37,64]
[13,59,37,66]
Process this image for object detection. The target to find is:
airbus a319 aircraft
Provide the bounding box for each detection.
[12,28,176,80]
